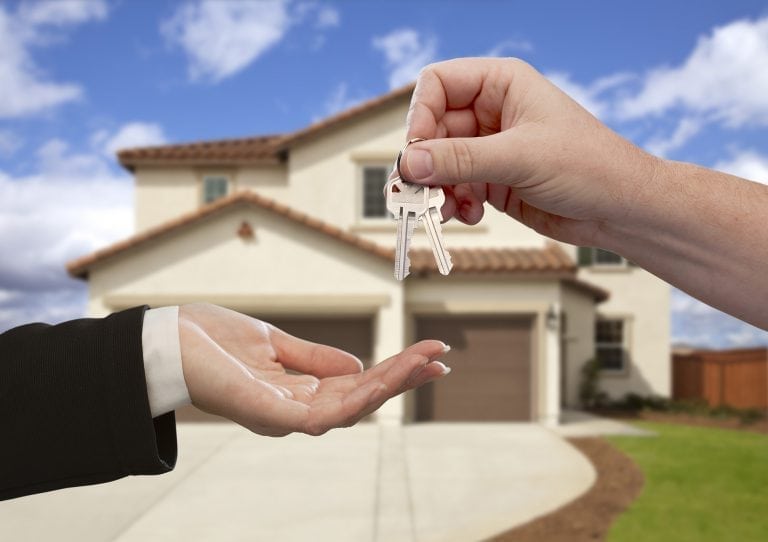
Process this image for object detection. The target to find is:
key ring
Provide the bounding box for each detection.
[396,137,427,183]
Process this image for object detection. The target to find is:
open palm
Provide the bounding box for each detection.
[178,303,449,436]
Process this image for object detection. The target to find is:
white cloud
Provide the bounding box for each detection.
[17,0,107,27]
[0,134,134,332]
[94,122,168,157]
[316,5,339,28]
[725,327,767,347]
[373,28,437,89]
[644,117,703,157]
[0,130,23,158]
[486,39,534,57]
[0,1,107,118]
[318,82,368,119]
[671,288,768,348]
[713,149,768,185]
[617,17,768,127]
[546,71,633,119]
[162,0,293,83]
[671,289,719,317]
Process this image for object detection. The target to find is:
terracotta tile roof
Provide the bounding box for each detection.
[66,191,607,301]
[117,134,287,170]
[117,83,415,170]
[409,243,576,274]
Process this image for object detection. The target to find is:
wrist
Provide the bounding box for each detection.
[596,149,673,253]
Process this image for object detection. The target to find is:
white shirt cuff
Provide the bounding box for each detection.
[142,306,190,418]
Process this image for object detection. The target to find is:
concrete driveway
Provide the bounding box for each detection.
[0,422,596,542]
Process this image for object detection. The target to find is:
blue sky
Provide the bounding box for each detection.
[1,0,768,348]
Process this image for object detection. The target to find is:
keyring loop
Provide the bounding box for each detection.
[396,137,427,182]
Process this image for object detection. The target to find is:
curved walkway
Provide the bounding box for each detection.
[0,423,596,542]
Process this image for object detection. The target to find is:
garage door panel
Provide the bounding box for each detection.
[415,315,533,422]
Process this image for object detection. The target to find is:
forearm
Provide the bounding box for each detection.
[600,158,768,329]
[0,307,177,500]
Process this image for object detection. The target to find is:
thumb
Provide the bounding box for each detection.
[267,324,364,378]
[399,132,527,186]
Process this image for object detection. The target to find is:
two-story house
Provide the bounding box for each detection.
[67,84,670,425]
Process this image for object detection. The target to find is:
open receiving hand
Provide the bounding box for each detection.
[399,57,660,248]
[177,303,449,436]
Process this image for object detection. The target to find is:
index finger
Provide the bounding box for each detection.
[405,57,528,141]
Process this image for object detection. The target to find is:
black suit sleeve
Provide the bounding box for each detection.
[0,306,177,501]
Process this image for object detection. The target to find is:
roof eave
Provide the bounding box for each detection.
[118,156,284,171]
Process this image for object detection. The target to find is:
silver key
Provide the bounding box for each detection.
[386,177,429,280]
[420,187,453,275]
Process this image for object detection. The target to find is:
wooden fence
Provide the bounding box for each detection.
[672,348,768,410]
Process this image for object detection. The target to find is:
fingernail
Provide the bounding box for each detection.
[459,202,477,223]
[441,343,452,354]
[434,361,451,375]
[406,149,433,181]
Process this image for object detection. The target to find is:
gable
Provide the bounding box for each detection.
[83,198,396,305]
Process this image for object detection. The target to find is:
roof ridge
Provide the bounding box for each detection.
[118,133,286,154]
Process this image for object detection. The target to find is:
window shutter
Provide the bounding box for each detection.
[577,246,593,266]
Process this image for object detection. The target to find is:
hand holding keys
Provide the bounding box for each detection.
[385,138,453,280]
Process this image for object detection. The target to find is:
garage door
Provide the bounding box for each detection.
[414,315,534,422]
[176,315,374,422]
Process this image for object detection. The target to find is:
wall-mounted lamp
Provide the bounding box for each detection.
[546,304,560,331]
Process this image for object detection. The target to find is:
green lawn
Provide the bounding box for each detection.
[607,422,768,542]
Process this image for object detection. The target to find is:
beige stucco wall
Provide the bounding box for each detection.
[90,204,398,313]
[560,284,598,407]
[134,167,201,230]
[236,165,289,200]
[285,105,405,230]
[578,265,671,399]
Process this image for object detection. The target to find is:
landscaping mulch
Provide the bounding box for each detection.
[490,438,644,542]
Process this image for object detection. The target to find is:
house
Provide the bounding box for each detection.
[66,84,670,426]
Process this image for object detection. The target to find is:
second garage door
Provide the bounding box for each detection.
[414,315,534,422]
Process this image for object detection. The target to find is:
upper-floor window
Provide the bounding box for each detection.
[361,166,389,219]
[203,175,229,204]
[578,247,632,267]
[595,318,628,371]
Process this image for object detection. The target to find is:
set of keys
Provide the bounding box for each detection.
[385,138,453,281]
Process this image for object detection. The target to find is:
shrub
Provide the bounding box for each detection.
[578,358,604,408]
[606,393,767,425]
